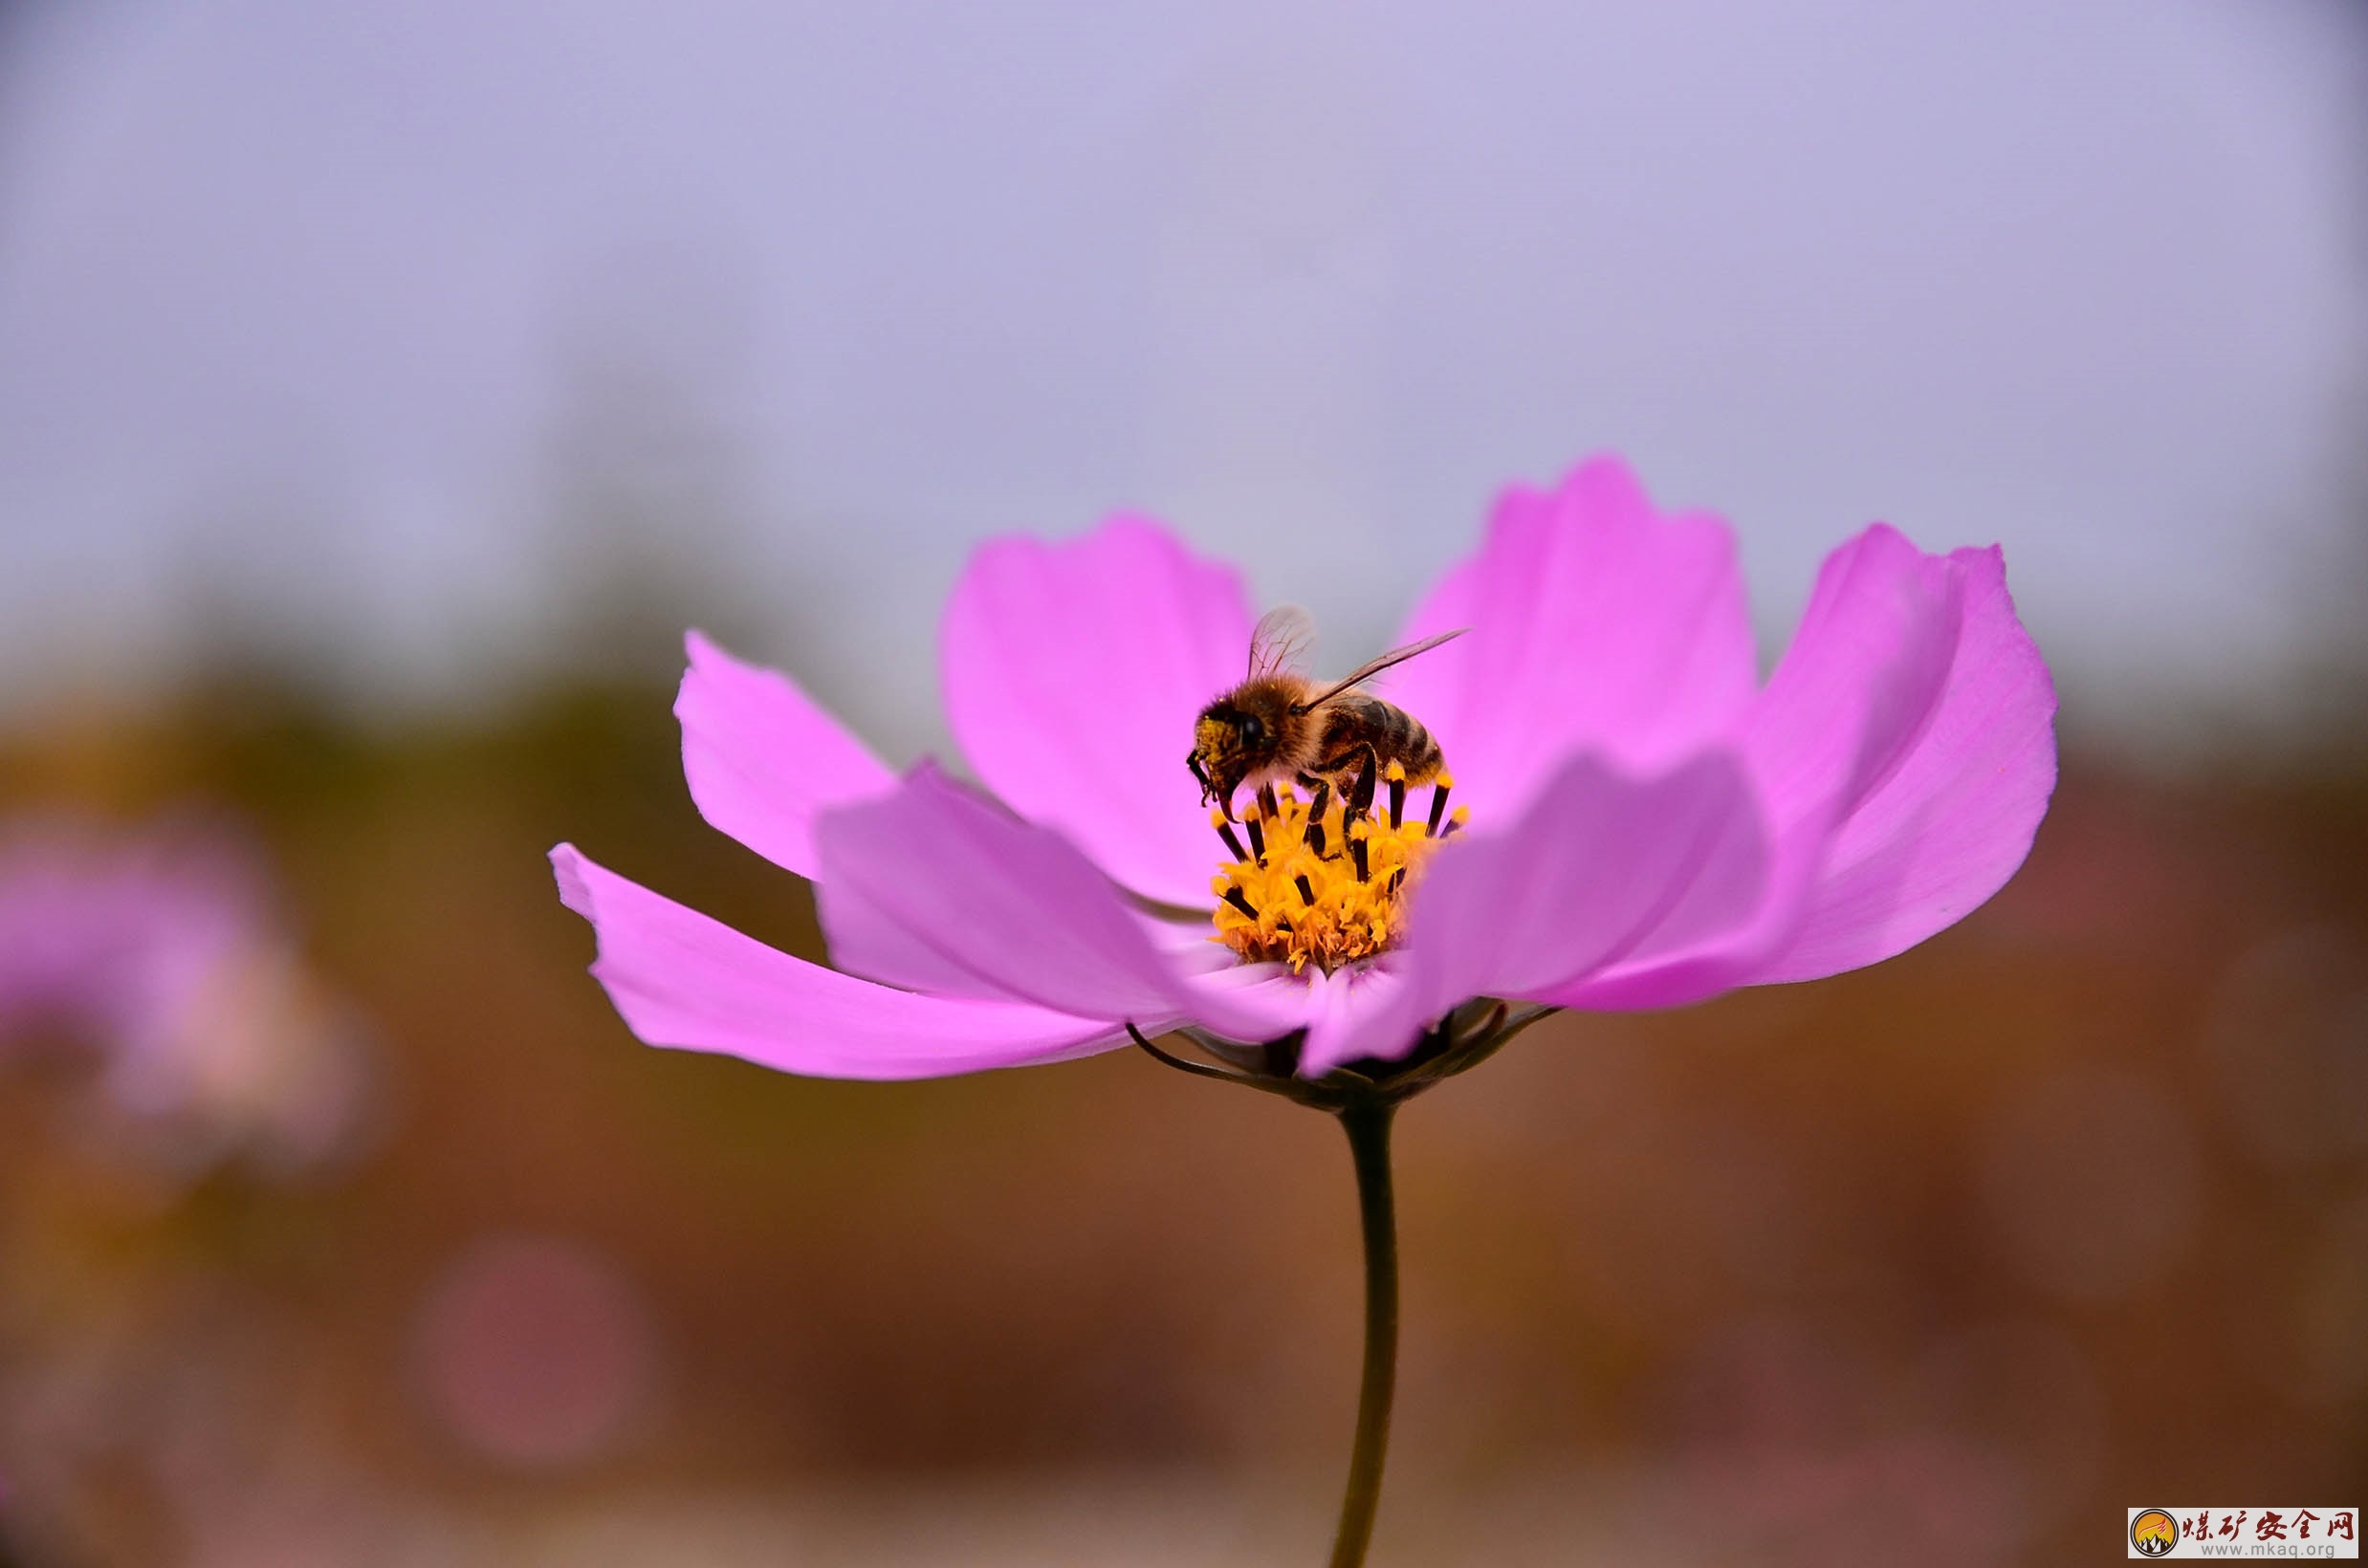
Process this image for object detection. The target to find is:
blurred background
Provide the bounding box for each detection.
[1,0,2364,1562]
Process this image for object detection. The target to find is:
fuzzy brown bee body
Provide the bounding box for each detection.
[1313,692,1445,789]
[1187,609,1462,818]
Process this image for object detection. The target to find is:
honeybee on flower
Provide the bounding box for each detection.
[1186,606,1463,820]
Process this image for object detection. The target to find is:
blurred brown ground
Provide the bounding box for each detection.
[1,674,2362,1565]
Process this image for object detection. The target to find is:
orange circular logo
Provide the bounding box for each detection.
[2132,1509,2179,1557]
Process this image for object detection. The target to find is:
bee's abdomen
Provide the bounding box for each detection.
[1326,696,1444,783]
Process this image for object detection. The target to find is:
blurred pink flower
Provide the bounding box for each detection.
[0,818,369,1169]
[0,821,257,1085]
[409,1233,660,1470]
[553,457,2055,1079]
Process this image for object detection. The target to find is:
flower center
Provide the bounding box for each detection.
[1208,764,1467,974]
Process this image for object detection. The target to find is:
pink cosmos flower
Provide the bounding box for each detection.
[551,456,2056,1083]
[0,817,369,1170]
[0,820,259,1090]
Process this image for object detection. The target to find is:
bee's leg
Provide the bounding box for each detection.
[1308,745,1381,818]
[1333,749,1379,881]
[1302,779,1332,855]
[1347,746,1379,822]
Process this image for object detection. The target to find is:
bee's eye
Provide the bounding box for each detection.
[1239,715,1264,745]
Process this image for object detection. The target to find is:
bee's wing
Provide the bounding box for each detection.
[1247,604,1318,680]
[1296,628,1468,710]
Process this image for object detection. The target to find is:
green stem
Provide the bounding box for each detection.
[1327,1099,1398,1568]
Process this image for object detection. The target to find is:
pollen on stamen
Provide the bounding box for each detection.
[1208,780,1461,974]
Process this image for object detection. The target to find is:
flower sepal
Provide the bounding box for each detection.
[1130,995,1558,1115]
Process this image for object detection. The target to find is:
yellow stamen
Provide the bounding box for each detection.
[1208,781,1458,974]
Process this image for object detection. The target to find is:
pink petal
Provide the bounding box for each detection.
[1385,457,1758,822]
[1327,751,1775,1070]
[811,763,1307,1045]
[551,844,1125,1080]
[1546,796,1837,1011]
[1743,528,2057,983]
[675,631,896,881]
[1553,525,2022,1009]
[1296,963,1415,1078]
[941,517,1254,907]
[1160,964,1335,1062]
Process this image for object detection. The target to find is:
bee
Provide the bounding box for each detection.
[1187,606,1466,820]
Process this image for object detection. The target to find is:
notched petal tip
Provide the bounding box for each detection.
[549,841,595,922]
[1388,453,1760,821]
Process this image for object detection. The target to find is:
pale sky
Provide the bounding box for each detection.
[0,0,2361,758]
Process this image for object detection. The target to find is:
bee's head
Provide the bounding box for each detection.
[1189,693,1286,814]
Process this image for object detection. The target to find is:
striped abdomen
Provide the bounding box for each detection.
[1315,694,1444,787]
